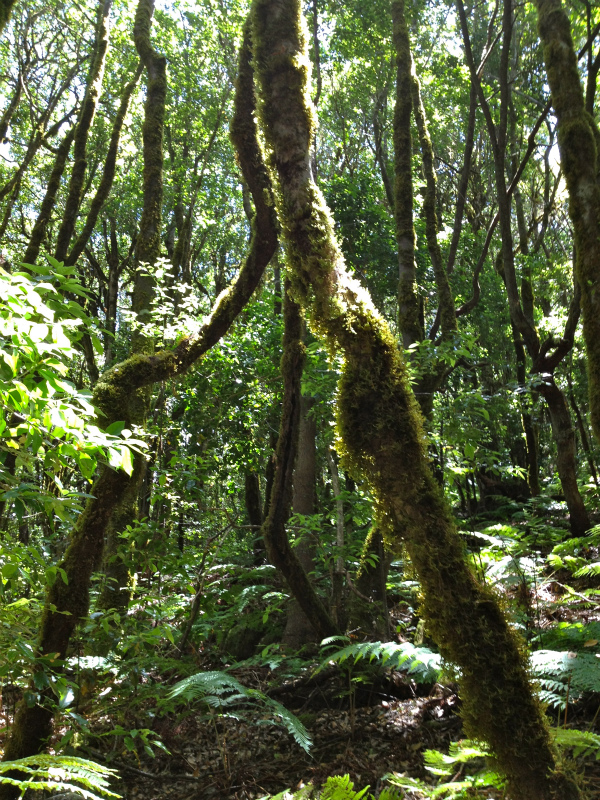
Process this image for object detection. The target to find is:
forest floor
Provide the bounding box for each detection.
[100,575,600,800]
[4,513,600,799]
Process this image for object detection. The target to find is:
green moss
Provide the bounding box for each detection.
[535,0,600,449]
[250,0,583,795]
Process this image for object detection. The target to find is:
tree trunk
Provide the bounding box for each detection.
[250,2,583,795]
[261,284,338,641]
[538,377,591,536]
[54,0,112,263]
[282,395,319,648]
[392,0,420,348]
[534,0,600,444]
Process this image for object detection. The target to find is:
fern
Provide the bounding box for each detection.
[167,670,312,752]
[256,776,403,799]
[530,649,600,708]
[0,755,119,800]
[553,728,600,760]
[320,775,370,799]
[317,640,442,684]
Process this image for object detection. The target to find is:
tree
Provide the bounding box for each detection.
[248,0,582,796]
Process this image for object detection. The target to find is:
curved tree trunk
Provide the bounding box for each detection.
[249,1,582,796]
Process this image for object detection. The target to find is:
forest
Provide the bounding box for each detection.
[0,0,600,797]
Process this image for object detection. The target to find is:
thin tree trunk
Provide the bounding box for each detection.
[22,126,76,265]
[538,378,591,536]
[282,395,319,647]
[66,62,143,266]
[392,0,420,348]
[54,0,112,263]
[261,284,338,641]
[250,2,582,795]
[327,448,346,630]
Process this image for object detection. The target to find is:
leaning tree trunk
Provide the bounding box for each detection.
[249,1,582,797]
[534,0,600,444]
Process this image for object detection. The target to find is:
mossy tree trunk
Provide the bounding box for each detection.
[22,125,76,266]
[249,1,583,796]
[0,0,17,36]
[0,21,278,776]
[534,0,600,445]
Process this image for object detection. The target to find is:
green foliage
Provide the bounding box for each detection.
[553,728,600,760]
[530,649,600,709]
[257,774,402,799]
[318,638,442,684]
[387,740,505,798]
[0,754,119,800]
[167,669,312,752]
[0,259,144,522]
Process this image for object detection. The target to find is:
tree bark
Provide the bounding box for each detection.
[261,285,338,641]
[249,1,582,796]
[534,0,600,445]
[282,395,319,647]
[392,0,420,348]
[54,0,112,263]
[66,62,144,266]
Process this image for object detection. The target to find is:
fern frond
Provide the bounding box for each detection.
[0,755,119,800]
[317,640,442,683]
[320,774,370,799]
[167,670,312,753]
[553,728,600,760]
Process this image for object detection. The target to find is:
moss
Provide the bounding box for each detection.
[0,0,17,34]
[23,126,76,265]
[535,0,600,447]
[251,0,583,795]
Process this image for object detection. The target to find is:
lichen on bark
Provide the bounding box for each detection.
[249,0,583,796]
